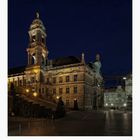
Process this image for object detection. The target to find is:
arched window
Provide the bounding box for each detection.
[31,53,36,65]
[32,35,36,42]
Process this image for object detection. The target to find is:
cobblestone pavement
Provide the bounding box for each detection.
[8,110,132,136]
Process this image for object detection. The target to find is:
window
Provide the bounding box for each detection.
[14,81,17,86]
[66,76,70,82]
[46,88,48,92]
[19,80,22,86]
[47,78,49,83]
[42,88,44,94]
[39,88,41,93]
[42,36,45,43]
[66,87,70,94]
[59,77,63,83]
[53,88,56,95]
[59,88,63,95]
[53,77,56,83]
[32,35,36,42]
[32,87,35,92]
[74,75,78,81]
[74,86,78,94]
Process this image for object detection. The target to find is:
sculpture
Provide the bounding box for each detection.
[92,54,103,83]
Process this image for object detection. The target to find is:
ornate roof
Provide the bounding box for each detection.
[52,56,81,67]
[8,56,81,75]
[29,12,46,31]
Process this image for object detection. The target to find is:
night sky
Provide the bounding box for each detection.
[8,0,132,80]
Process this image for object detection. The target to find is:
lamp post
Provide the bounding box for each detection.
[26,89,29,93]
[33,92,38,97]
[123,103,127,113]
[56,96,59,100]
[33,70,38,97]
[122,77,127,111]
[122,77,127,91]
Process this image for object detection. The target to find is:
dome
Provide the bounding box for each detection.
[29,12,46,31]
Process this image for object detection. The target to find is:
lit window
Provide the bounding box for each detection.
[32,35,36,42]
[66,76,70,82]
[59,77,63,83]
[74,86,77,94]
[66,87,70,94]
[53,88,56,94]
[42,36,45,43]
[53,77,56,83]
[59,88,63,94]
[74,75,78,81]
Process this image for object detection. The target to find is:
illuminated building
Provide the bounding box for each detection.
[104,86,127,109]
[8,13,104,110]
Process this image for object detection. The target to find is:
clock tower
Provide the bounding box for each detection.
[27,12,48,66]
[25,13,48,92]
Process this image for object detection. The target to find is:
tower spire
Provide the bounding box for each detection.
[27,13,48,66]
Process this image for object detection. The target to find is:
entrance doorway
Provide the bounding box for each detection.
[73,99,78,110]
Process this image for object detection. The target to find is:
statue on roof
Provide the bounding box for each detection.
[94,54,101,74]
[92,54,103,82]
[36,12,39,19]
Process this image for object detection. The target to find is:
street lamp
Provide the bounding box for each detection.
[123,103,127,107]
[33,92,38,97]
[105,103,108,106]
[111,103,114,106]
[56,96,59,99]
[26,89,29,93]
[123,103,127,112]
[123,77,127,80]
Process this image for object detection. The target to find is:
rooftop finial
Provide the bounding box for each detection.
[81,52,85,64]
[36,12,39,19]
[96,54,100,61]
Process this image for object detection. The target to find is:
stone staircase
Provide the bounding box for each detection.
[8,92,57,118]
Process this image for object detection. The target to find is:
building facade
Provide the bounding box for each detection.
[124,74,132,110]
[125,74,132,96]
[8,13,104,110]
[104,86,127,109]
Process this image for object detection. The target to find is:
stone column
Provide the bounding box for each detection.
[17,77,19,86]
[22,76,24,86]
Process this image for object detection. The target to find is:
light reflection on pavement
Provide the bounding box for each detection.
[8,110,132,136]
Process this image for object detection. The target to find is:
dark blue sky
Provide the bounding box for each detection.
[8,0,132,77]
